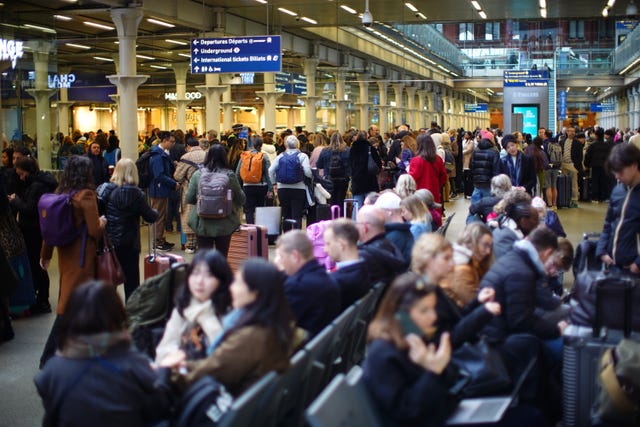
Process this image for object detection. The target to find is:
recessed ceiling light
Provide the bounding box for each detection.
[93,56,113,62]
[150,64,167,69]
[84,21,114,31]
[539,0,546,7]
[278,7,297,16]
[24,24,56,33]
[147,18,174,28]
[66,43,91,49]
[255,0,267,3]
[136,54,155,60]
[585,87,591,91]
[340,5,357,14]
[300,17,317,24]
[405,3,418,12]
[471,1,482,11]
[166,39,187,46]
[54,15,72,21]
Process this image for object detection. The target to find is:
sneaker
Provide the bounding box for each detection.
[569,201,579,208]
[185,246,196,254]
[155,242,174,251]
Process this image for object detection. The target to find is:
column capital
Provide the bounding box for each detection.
[195,84,227,94]
[107,75,149,90]
[172,63,190,82]
[301,96,321,105]
[108,94,120,103]
[255,91,284,102]
[110,8,144,38]
[25,88,56,101]
[25,40,53,56]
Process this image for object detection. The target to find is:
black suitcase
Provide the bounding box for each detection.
[557,172,572,208]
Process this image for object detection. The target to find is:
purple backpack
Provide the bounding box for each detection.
[38,193,82,247]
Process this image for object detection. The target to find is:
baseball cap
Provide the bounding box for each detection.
[415,189,442,210]
[374,191,402,210]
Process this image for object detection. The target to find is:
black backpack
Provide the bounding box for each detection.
[135,150,156,189]
[328,150,346,179]
[173,376,233,427]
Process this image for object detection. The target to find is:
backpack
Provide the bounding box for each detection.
[172,376,233,427]
[38,192,83,247]
[135,150,156,189]
[239,150,264,184]
[547,142,563,167]
[444,149,455,173]
[328,150,346,179]
[197,168,233,218]
[103,148,120,167]
[276,151,303,184]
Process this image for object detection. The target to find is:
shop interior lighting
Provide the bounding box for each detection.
[84,21,115,31]
[54,15,72,21]
[340,5,358,14]
[405,3,418,12]
[300,17,318,24]
[66,43,91,49]
[278,7,297,16]
[147,18,175,28]
[166,39,187,45]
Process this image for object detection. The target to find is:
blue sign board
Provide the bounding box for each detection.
[275,72,307,96]
[190,36,281,74]
[558,91,567,120]
[590,103,615,113]
[464,103,488,113]
[504,70,549,87]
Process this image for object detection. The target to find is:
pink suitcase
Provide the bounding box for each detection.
[144,223,184,279]
[227,224,268,272]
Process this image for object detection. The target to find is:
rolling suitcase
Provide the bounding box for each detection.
[227,224,268,272]
[557,172,572,208]
[144,223,185,280]
[563,278,639,427]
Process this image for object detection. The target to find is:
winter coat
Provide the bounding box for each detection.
[330,259,370,311]
[358,234,409,285]
[349,138,381,195]
[462,138,474,169]
[469,195,501,222]
[584,140,612,169]
[86,152,109,187]
[479,242,560,342]
[470,139,502,188]
[40,189,105,315]
[440,244,488,307]
[149,144,177,199]
[385,222,415,265]
[408,155,448,204]
[10,171,57,230]
[500,152,537,194]
[174,146,207,235]
[185,168,245,238]
[316,148,351,179]
[98,183,158,252]
[261,143,277,164]
[284,259,341,336]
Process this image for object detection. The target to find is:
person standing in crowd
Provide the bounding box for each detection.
[559,126,582,208]
[470,134,502,205]
[162,258,294,397]
[461,131,475,199]
[316,132,350,214]
[149,131,178,251]
[98,158,158,300]
[35,281,172,426]
[174,137,208,253]
[308,133,327,168]
[597,143,640,274]
[584,128,613,203]
[500,134,536,195]
[39,155,106,368]
[468,173,512,223]
[185,144,245,257]
[86,141,109,187]
[8,156,57,314]
[409,133,448,208]
[269,135,312,231]
[235,136,272,225]
[349,130,382,211]
[0,172,20,343]
[525,136,548,197]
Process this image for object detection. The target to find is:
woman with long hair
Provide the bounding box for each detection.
[317,131,350,212]
[39,155,106,368]
[164,258,294,397]
[309,132,328,168]
[348,130,381,210]
[409,134,448,207]
[400,194,432,239]
[97,158,158,300]
[35,281,172,426]
[185,144,245,256]
[155,250,232,364]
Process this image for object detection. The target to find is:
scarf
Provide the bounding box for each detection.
[61,331,131,359]
[207,308,246,355]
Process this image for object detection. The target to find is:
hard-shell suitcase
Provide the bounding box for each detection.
[227,224,268,272]
[144,223,184,280]
[557,172,572,208]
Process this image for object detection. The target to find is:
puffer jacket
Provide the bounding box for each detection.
[11,171,58,230]
[584,139,612,169]
[470,139,502,188]
[99,183,159,251]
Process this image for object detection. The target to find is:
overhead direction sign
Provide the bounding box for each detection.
[275,72,307,96]
[190,36,281,74]
[503,70,549,87]
[590,103,615,113]
[464,103,488,113]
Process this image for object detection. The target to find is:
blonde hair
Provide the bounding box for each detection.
[411,233,452,275]
[110,158,139,186]
[400,194,430,224]
[401,135,417,154]
[394,174,416,199]
[457,222,494,269]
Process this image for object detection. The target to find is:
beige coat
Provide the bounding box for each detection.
[174,146,206,235]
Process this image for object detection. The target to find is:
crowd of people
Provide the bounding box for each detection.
[1,120,640,426]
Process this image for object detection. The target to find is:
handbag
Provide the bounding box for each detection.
[367,146,380,176]
[451,338,512,397]
[96,234,125,286]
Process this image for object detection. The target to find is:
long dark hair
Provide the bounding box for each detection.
[57,281,128,349]
[175,250,232,318]
[416,134,437,162]
[204,144,230,171]
[227,258,294,353]
[57,155,95,193]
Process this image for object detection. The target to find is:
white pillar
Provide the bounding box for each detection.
[196,73,226,134]
[392,83,405,126]
[334,70,347,133]
[172,63,190,132]
[256,72,283,134]
[107,8,148,162]
[377,81,389,133]
[417,90,427,129]
[303,58,320,133]
[357,75,370,131]
[405,86,417,130]
[222,79,234,132]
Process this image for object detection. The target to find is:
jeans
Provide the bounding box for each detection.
[350,193,366,220]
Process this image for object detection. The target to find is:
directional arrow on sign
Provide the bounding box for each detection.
[194,66,200,72]
[194,40,199,45]
[193,57,199,63]
[193,48,199,54]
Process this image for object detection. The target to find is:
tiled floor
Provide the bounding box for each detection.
[0,198,609,427]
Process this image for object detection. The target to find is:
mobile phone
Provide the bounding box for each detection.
[395,310,423,336]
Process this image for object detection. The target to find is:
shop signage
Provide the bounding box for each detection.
[48,73,76,89]
[0,38,24,68]
[164,91,202,100]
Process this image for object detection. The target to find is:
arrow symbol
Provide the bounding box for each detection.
[194,40,199,45]
[194,66,200,72]
[194,48,199,54]
[193,57,199,63]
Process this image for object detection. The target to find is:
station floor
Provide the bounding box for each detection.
[0,197,609,427]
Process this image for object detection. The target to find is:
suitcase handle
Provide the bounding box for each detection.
[330,205,340,220]
[593,277,636,338]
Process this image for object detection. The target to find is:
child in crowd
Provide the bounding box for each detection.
[400,194,432,239]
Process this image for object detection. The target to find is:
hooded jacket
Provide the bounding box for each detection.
[11,171,58,230]
[470,139,502,188]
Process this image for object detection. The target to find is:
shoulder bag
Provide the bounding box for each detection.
[96,233,125,286]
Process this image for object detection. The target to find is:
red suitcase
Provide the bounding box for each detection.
[144,223,185,279]
[227,224,268,272]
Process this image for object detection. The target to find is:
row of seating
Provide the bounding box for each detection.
[214,281,387,427]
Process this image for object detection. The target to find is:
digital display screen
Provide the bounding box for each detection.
[512,105,539,136]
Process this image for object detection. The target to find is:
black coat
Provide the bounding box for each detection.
[584,140,612,169]
[331,260,370,310]
[500,152,537,195]
[359,233,409,285]
[596,183,640,268]
[560,138,584,173]
[479,247,560,342]
[10,171,57,230]
[469,195,501,221]
[284,259,341,336]
[385,222,414,265]
[434,287,494,349]
[87,152,110,187]
[348,137,381,195]
[470,139,501,188]
[98,183,159,252]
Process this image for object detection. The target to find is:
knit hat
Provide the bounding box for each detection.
[501,134,517,149]
[480,129,494,141]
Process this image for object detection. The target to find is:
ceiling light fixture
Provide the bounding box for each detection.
[607,0,616,7]
[84,21,114,31]
[340,5,358,14]
[585,87,592,91]
[417,12,427,19]
[24,24,56,33]
[278,7,297,16]
[405,3,418,12]
[619,57,640,74]
[539,0,546,7]
[136,54,155,60]
[602,7,609,16]
[147,18,174,28]
[300,17,318,24]
[471,1,482,11]
[150,65,168,69]
[66,43,91,49]
[255,0,267,3]
[166,39,187,45]
[54,14,72,21]
[479,10,487,19]
[566,87,571,92]
[93,56,113,62]
[540,7,547,17]
[178,53,191,58]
